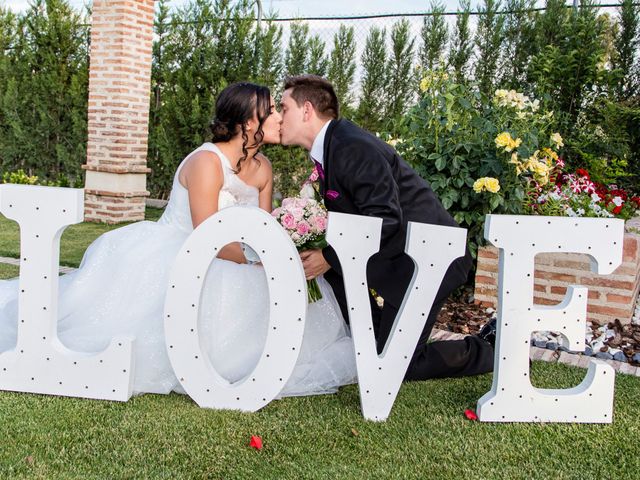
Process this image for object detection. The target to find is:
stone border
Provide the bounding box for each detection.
[430,328,640,377]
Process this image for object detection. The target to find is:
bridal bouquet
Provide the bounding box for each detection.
[271,195,328,302]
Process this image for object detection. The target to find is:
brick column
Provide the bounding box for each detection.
[82,0,155,223]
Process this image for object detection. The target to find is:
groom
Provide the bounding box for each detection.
[279,74,494,380]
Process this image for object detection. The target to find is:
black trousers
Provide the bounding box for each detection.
[371,281,494,381]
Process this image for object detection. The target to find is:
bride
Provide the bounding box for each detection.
[0,82,357,397]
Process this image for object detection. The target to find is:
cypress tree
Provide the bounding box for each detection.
[285,21,310,76]
[328,25,357,116]
[420,1,448,72]
[356,26,387,132]
[474,0,506,96]
[307,35,328,77]
[449,0,472,84]
[385,19,415,122]
[612,0,640,98]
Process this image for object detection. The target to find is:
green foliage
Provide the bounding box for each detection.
[474,0,506,97]
[420,2,448,71]
[284,21,309,76]
[328,25,357,116]
[385,19,415,125]
[394,73,560,256]
[449,0,473,84]
[528,0,610,124]
[499,0,537,89]
[254,19,284,90]
[356,26,387,132]
[0,0,88,185]
[307,35,329,77]
[612,0,640,98]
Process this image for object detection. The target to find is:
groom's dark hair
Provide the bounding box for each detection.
[283,75,339,120]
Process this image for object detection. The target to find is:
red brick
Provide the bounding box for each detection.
[623,236,638,261]
[535,271,577,283]
[586,303,632,318]
[606,293,635,305]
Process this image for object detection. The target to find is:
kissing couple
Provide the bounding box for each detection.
[0,75,494,397]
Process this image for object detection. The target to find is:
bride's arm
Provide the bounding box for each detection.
[256,152,273,213]
[183,151,247,264]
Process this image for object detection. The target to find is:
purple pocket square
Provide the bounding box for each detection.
[326,190,340,200]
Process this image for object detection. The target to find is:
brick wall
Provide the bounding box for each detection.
[82,0,155,223]
[474,221,640,325]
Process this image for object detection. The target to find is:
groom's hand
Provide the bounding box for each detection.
[300,249,330,280]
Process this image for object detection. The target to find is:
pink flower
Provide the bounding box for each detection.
[570,182,582,194]
[271,207,282,217]
[583,181,596,194]
[291,207,304,221]
[282,198,294,208]
[281,213,296,229]
[313,215,327,232]
[308,168,319,182]
[296,221,310,235]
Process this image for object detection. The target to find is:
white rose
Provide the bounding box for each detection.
[299,183,315,200]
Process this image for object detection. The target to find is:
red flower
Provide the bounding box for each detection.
[612,205,623,215]
[249,435,263,450]
[464,409,478,421]
[576,168,590,179]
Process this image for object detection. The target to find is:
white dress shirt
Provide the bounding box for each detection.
[310,120,332,167]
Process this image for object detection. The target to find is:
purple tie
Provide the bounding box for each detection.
[313,159,325,181]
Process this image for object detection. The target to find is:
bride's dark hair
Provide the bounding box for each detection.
[209,82,271,173]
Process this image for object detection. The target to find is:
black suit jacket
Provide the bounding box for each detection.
[319,119,472,342]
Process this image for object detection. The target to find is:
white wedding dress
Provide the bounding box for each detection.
[0,143,357,397]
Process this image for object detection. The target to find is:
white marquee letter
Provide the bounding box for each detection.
[0,184,135,401]
[477,215,623,423]
[327,212,466,421]
[164,206,307,412]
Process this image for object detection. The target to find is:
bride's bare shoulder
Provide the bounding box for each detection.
[180,150,224,187]
[254,152,273,189]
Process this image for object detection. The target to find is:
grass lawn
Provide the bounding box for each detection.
[1,206,639,478]
[0,207,164,268]
[0,363,638,478]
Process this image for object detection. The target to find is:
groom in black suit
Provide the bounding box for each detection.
[279,75,494,379]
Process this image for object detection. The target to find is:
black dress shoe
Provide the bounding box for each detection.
[477,318,497,348]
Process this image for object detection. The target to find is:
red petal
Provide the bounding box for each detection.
[464,409,478,421]
[249,435,263,450]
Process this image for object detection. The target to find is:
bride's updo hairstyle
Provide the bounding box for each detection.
[210,82,271,173]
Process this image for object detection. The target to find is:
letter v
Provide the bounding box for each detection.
[326,212,466,421]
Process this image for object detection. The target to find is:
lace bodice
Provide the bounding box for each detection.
[157,143,260,233]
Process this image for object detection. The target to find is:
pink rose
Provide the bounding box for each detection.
[313,215,327,232]
[296,221,310,235]
[282,198,294,208]
[271,207,282,217]
[281,213,296,229]
[308,168,319,182]
[291,207,304,221]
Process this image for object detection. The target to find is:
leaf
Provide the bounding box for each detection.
[435,156,447,171]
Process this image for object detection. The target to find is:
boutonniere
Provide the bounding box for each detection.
[369,288,384,309]
[300,164,323,202]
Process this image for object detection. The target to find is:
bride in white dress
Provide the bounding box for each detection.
[0,82,357,397]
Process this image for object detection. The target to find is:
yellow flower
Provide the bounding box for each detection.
[419,77,431,92]
[495,132,522,153]
[550,132,564,149]
[541,147,558,162]
[473,178,485,193]
[495,132,512,150]
[473,177,500,193]
[485,177,500,193]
